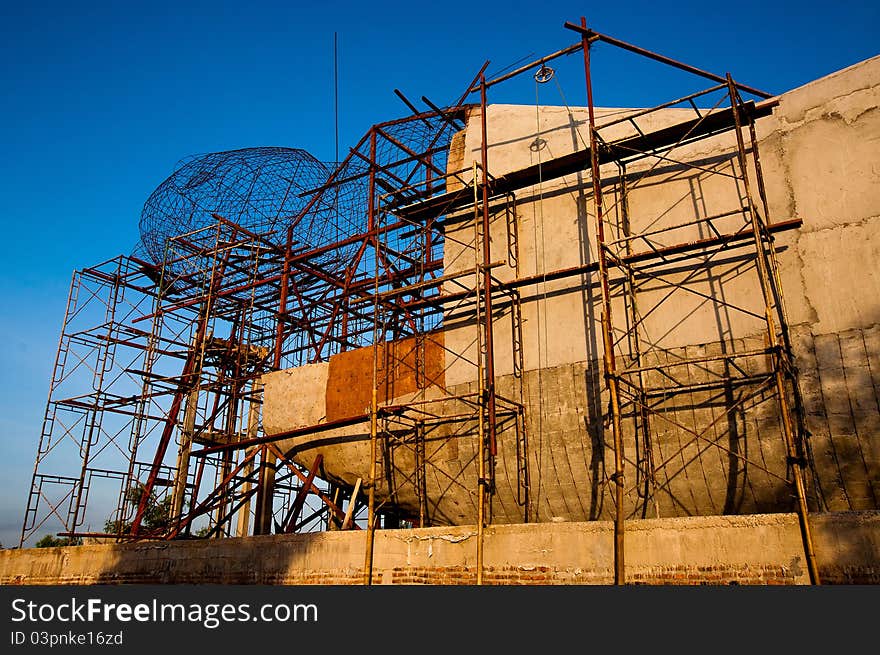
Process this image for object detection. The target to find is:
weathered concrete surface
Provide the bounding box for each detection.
[261,333,450,496]
[439,56,880,380]
[2,512,876,585]
[263,362,330,435]
[262,55,880,526]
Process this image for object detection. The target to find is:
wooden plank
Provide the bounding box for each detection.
[341,478,362,530]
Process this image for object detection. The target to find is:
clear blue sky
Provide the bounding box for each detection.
[1,0,876,547]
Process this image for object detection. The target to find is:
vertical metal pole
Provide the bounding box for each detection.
[364,131,379,586]
[235,449,255,537]
[726,75,820,584]
[20,270,79,546]
[620,170,658,518]
[477,74,498,584]
[171,382,200,520]
[580,17,626,585]
[416,420,427,527]
[253,445,275,535]
[215,392,241,538]
[273,225,294,369]
[472,160,486,585]
[479,74,498,466]
[477,395,486,585]
[236,381,262,537]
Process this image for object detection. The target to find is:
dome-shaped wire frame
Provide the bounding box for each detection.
[138,147,348,267]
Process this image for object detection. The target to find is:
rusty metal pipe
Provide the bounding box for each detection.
[564,21,773,99]
[581,16,626,586]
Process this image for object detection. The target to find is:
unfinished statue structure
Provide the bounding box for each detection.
[18,20,880,585]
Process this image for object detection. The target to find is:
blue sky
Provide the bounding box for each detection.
[1,0,877,547]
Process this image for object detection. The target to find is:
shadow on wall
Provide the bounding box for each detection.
[347,146,880,526]
[542,138,874,521]
[812,511,880,584]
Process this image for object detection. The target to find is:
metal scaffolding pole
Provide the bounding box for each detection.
[580,17,627,585]
[725,75,821,584]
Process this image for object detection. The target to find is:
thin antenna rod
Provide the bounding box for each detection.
[333,31,340,243]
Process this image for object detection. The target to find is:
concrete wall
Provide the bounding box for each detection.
[2,512,876,585]
[441,56,880,373]
[261,55,880,526]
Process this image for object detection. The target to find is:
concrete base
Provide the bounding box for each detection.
[2,511,876,585]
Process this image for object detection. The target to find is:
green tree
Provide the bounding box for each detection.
[104,483,173,535]
[34,534,82,548]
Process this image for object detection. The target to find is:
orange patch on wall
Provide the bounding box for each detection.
[325,332,446,422]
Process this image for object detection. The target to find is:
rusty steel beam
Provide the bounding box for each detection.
[581,17,627,586]
[420,95,465,132]
[393,218,803,312]
[472,43,584,91]
[394,89,436,129]
[394,99,776,223]
[273,224,295,368]
[167,445,262,539]
[563,21,773,99]
[189,412,370,457]
[479,74,498,462]
[265,443,353,527]
[280,453,323,533]
[210,213,285,254]
[375,126,448,181]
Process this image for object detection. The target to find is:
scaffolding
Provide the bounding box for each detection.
[21,17,821,586]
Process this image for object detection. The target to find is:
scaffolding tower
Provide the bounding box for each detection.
[21,18,821,586]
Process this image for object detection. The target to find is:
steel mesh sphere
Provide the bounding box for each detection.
[138,147,338,265]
